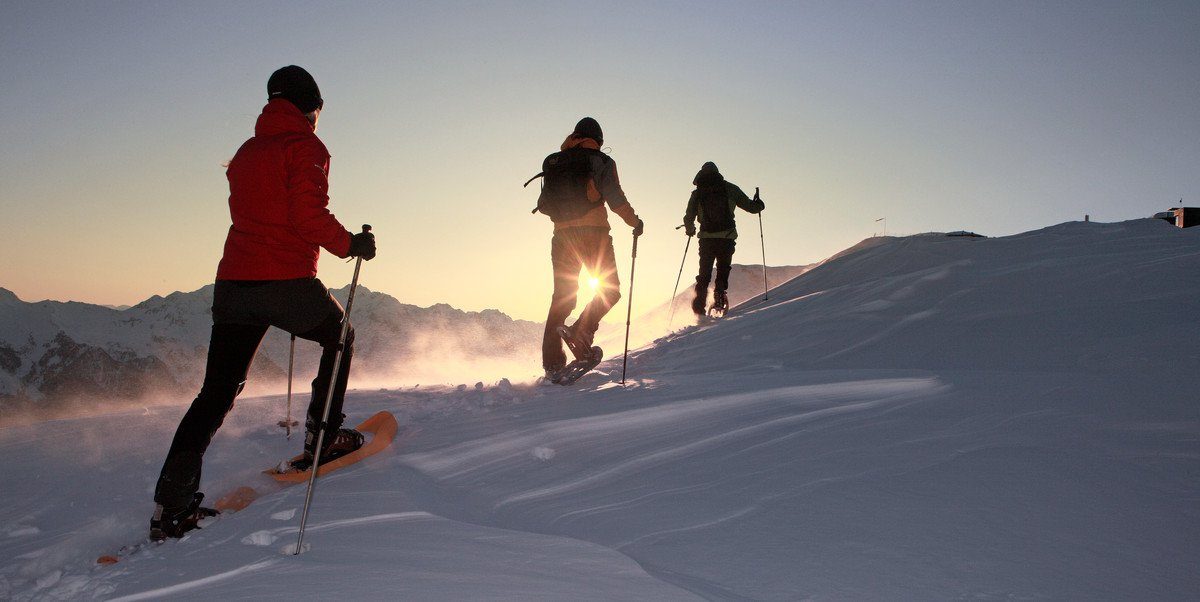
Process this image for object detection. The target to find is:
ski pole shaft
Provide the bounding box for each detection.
[285,334,296,439]
[621,233,639,385]
[667,227,691,330]
[295,224,370,555]
[757,187,768,301]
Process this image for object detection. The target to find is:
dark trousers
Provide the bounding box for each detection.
[543,227,620,371]
[154,278,353,509]
[695,237,736,303]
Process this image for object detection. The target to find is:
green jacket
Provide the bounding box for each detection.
[684,180,764,239]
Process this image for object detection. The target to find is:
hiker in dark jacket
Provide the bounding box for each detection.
[151,66,376,541]
[539,117,643,378]
[683,162,764,315]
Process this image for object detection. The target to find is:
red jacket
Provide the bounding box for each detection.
[216,99,352,280]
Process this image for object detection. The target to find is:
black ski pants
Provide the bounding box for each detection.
[543,227,620,372]
[695,237,736,301]
[154,278,353,509]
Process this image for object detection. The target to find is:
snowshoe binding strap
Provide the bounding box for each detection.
[291,427,366,471]
[150,492,218,541]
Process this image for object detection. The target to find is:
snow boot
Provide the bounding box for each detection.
[691,287,708,316]
[150,492,218,541]
[711,290,729,314]
[556,324,593,361]
[292,424,365,471]
[540,367,563,385]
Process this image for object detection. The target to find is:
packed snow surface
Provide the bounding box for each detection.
[1,219,1197,600]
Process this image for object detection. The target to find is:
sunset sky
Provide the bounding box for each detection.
[2,1,1197,322]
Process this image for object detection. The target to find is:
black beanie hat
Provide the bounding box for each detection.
[268,65,323,114]
[693,161,723,186]
[572,117,603,145]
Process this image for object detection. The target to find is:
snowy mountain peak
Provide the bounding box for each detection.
[0,287,20,305]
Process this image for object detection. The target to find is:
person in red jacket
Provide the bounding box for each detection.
[151,66,376,540]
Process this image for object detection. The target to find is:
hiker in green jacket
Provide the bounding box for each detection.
[682,162,764,315]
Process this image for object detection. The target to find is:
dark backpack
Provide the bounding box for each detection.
[525,147,603,222]
[696,182,735,233]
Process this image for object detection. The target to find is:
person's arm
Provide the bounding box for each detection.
[683,192,698,236]
[287,139,352,257]
[596,157,641,229]
[728,182,764,214]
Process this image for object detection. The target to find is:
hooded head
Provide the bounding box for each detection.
[571,117,603,145]
[693,161,723,186]
[268,65,323,114]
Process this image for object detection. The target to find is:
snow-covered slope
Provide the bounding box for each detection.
[597,262,812,348]
[1,219,1196,600]
[0,286,542,417]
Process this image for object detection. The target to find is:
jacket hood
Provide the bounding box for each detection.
[561,135,601,152]
[254,98,316,137]
[693,161,724,186]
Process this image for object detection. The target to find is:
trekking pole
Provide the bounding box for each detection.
[279,334,298,439]
[756,187,768,301]
[620,231,639,385]
[667,225,692,330]
[294,224,370,555]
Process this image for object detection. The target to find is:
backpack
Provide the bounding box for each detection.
[696,182,735,233]
[525,147,603,222]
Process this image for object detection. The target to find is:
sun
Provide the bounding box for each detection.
[578,271,600,296]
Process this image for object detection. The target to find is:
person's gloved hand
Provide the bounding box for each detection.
[632,218,645,237]
[684,224,696,237]
[348,230,376,260]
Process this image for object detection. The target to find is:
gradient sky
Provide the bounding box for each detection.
[2,1,1197,321]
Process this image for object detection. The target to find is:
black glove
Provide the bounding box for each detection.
[632,218,644,237]
[684,224,696,237]
[348,230,376,260]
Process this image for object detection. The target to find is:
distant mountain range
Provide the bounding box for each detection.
[0,262,816,417]
[0,285,542,417]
